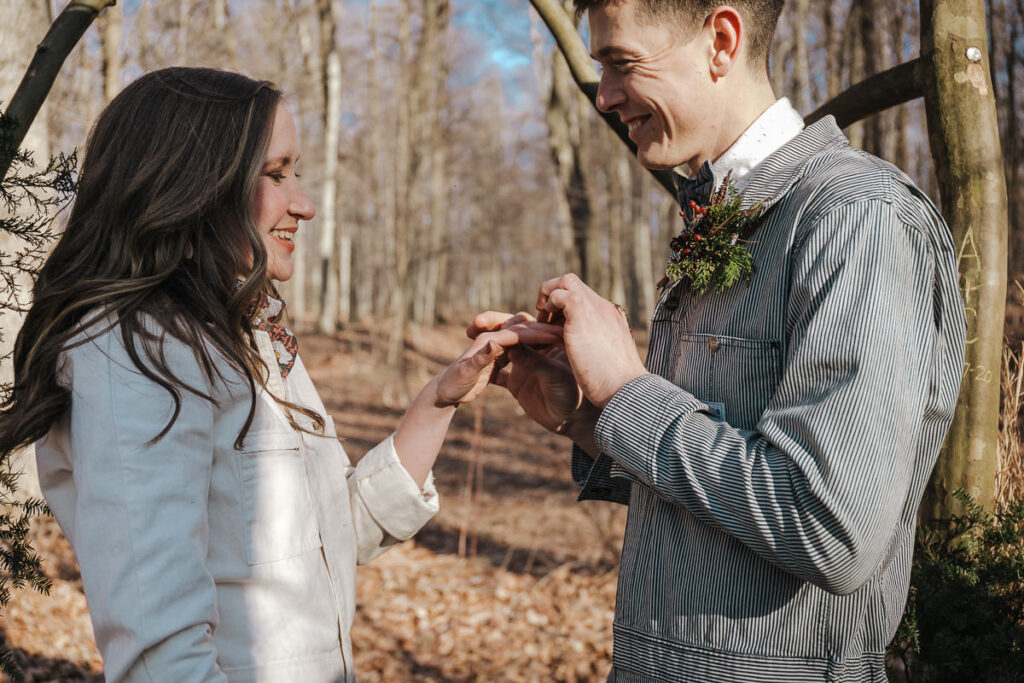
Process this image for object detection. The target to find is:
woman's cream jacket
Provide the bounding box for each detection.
[35,318,439,681]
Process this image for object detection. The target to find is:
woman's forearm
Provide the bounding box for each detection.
[392,377,456,488]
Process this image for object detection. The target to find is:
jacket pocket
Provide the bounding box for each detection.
[672,333,782,431]
[239,428,321,565]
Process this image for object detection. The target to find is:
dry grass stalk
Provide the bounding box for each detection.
[457,400,485,558]
[995,281,1024,506]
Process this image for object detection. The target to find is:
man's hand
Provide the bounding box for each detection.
[536,273,648,408]
[469,312,589,430]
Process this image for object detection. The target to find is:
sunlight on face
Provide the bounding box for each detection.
[253,102,315,282]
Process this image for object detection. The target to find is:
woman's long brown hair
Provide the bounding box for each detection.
[0,67,321,456]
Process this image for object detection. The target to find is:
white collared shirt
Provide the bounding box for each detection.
[711,97,805,192]
[674,98,806,193]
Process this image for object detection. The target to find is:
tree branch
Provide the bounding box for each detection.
[804,57,924,128]
[528,0,677,197]
[0,0,116,181]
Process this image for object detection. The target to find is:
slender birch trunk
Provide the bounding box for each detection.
[316,0,342,334]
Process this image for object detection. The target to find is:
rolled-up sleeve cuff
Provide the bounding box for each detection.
[572,446,631,505]
[353,433,439,540]
[594,373,705,486]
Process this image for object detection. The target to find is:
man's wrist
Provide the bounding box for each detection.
[561,400,602,458]
[591,369,649,409]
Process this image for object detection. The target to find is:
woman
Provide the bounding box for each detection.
[0,67,557,681]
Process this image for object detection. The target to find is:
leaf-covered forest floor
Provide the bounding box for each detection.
[0,323,631,682]
[3,304,1022,683]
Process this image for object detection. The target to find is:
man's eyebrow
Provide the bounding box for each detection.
[590,46,626,61]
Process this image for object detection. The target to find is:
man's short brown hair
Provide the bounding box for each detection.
[574,0,785,68]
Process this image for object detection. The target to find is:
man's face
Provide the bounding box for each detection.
[590,0,716,171]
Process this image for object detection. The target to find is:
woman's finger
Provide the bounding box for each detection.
[467,311,535,338]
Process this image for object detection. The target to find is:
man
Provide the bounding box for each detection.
[472,0,966,680]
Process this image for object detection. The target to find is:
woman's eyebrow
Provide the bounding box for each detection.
[263,154,300,167]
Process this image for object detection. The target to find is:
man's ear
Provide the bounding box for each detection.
[707,6,743,80]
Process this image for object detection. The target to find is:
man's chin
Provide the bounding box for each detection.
[633,142,684,171]
[634,150,679,172]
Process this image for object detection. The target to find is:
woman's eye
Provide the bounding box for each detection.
[266,171,286,183]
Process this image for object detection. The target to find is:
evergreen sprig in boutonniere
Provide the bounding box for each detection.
[663,172,767,295]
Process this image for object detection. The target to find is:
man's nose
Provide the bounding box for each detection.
[595,71,624,113]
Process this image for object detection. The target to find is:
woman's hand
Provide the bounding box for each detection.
[433,321,563,408]
[395,320,563,487]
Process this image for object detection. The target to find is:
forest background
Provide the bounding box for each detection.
[4,0,1022,347]
[0,0,1023,679]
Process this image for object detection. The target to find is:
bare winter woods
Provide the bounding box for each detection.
[9,0,1024,341]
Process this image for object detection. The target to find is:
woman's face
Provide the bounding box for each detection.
[253,102,315,282]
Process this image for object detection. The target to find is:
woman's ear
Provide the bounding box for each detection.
[707,6,743,80]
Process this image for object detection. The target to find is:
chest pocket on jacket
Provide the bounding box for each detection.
[671,332,782,431]
[239,427,322,565]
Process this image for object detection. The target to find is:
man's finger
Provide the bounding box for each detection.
[545,287,575,314]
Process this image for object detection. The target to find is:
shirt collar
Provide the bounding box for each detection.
[710,97,805,193]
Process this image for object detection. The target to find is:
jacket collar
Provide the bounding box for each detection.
[737,115,849,211]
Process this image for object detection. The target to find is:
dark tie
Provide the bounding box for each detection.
[674,160,715,222]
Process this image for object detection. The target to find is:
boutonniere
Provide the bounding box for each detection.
[662,172,767,295]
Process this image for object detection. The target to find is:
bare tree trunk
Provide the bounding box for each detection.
[316,0,342,334]
[1006,14,1020,248]
[824,0,842,99]
[177,0,189,62]
[792,0,811,113]
[609,147,628,306]
[578,88,602,289]
[410,0,449,324]
[388,0,412,378]
[546,51,584,275]
[844,1,866,148]
[770,5,790,98]
[209,0,236,68]
[540,52,581,274]
[0,0,55,501]
[892,0,911,171]
[366,0,389,325]
[630,163,654,328]
[920,0,1008,518]
[100,2,121,103]
[287,3,321,327]
[424,0,450,323]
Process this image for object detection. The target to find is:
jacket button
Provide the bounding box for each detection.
[708,336,720,351]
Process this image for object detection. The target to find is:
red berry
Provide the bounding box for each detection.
[689,200,697,208]
[694,234,702,240]
[683,248,691,254]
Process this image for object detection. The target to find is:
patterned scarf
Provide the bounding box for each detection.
[244,287,298,379]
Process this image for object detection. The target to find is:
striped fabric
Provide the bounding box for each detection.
[572,116,966,682]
